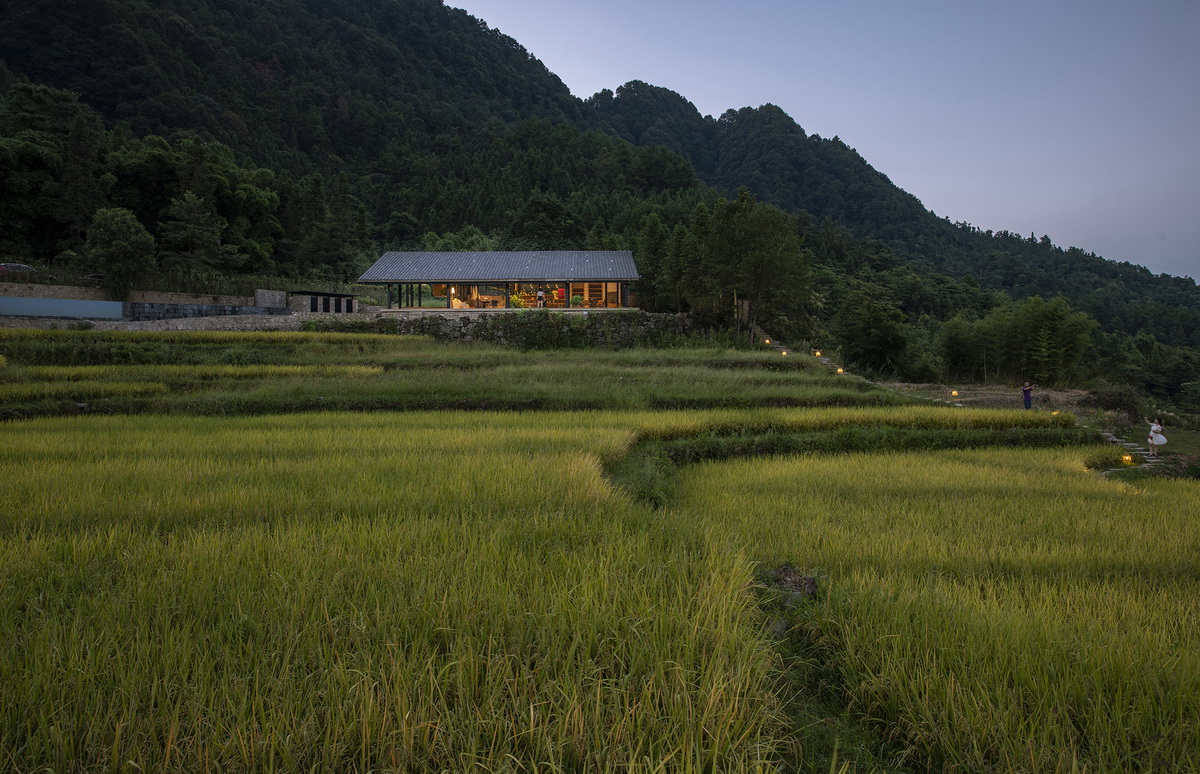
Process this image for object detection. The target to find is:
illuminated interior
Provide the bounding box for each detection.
[421,282,625,309]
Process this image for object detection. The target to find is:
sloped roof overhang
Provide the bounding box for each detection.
[358,251,640,284]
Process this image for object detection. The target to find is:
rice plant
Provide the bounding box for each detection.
[675,447,1200,772]
[22,364,384,381]
[2,390,1195,770]
[0,329,906,417]
[0,380,168,401]
[0,411,794,772]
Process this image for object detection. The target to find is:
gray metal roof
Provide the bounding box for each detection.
[358,251,640,283]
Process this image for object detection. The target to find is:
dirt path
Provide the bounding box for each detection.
[877,381,1091,412]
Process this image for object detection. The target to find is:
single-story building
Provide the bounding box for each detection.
[290,290,357,314]
[357,251,639,309]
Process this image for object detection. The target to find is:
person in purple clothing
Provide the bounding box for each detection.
[1020,381,1037,409]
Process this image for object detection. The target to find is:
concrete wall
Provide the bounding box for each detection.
[0,296,124,319]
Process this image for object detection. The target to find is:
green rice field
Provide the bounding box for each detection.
[1,330,1197,772]
[0,330,895,418]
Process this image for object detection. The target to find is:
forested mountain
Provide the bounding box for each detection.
[586,82,1200,351]
[1,0,581,167]
[1,0,1197,401]
[0,0,704,275]
[590,84,929,239]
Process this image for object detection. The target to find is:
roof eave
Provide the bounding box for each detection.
[358,278,640,284]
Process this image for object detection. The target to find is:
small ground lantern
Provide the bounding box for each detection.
[764,338,771,344]
[951,390,959,397]
[781,350,788,356]
[1122,454,1134,465]
[836,367,844,374]
[814,350,822,357]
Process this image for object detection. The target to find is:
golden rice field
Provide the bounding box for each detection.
[2,404,1198,773]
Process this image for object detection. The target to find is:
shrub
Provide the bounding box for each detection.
[1080,380,1144,420]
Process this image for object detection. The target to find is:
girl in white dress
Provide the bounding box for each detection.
[1146,418,1167,456]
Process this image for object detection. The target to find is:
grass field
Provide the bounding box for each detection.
[1,330,1197,772]
[1162,428,1200,456]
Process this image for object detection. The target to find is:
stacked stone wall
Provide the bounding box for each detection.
[123,302,291,322]
[1,283,106,301]
[255,289,287,308]
[0,282,261,306]
[312,310,692,348]
[2,310,688,348]
[129,290,257,306]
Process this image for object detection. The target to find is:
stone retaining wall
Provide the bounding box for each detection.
[0,282,260,306]
[1,310,688,348]
[0,283,106,301]
[88,314,311,332]
[312,310,692,348]
[124,302,291,322]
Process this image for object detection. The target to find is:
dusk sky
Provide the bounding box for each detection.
[451,0,1199,280]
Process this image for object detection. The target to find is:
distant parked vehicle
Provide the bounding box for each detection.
[0,262,38,275]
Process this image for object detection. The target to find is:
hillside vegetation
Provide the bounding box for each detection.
[1,0,1198,403]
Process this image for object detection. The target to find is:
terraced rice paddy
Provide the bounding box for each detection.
[0,330,893,418]
[0,329,1197,772]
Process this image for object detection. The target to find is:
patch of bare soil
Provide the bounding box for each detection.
[761,564,818,603]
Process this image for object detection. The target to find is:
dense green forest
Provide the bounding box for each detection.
[1,0,1196,406]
